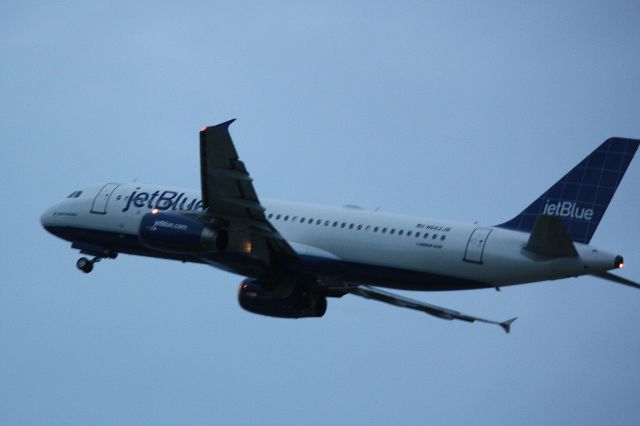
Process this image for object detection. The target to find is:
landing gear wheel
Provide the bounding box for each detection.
[76,257,94,273]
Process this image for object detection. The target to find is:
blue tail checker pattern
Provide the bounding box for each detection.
[497,138,639,244]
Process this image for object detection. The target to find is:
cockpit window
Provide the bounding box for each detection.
[67,191,83,198]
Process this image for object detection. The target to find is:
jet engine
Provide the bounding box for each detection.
[238,278,327,318]
[138,211,228,254]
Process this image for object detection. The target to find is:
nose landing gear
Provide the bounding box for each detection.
[71,242,117,274]
[75,252,117,273]
[76,256,101,273]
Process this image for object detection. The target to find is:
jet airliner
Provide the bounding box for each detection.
[41,120,640,332]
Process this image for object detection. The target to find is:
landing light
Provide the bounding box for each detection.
[151,208,159,214]
[615,255,624,269]
[242,241,252,253]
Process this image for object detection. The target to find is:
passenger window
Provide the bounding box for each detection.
[276,214,281,220]
[268,213,273,219]
[332,221,338,227]
[316,219,322,225]
[357,225,363,230]
[382,228,387,233]
[292,216,297,222]
[284,215,289,221]
[432,234,438,239]
[341,223,346,228]
[373,226,379,232]
[441,235,446,241]
[415,232,420,238]
[407,231,412,237]
[349,224,354,229]
[325,220,330,226]
[398,230,404,236]
[423,233,429,239]
[390,229,395,234]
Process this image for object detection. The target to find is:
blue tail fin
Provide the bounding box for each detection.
[497,137,639,244]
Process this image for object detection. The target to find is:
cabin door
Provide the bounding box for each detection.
[464,227,492,264]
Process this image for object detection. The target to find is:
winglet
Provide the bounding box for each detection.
[501,317,518,334]
[201,118,236,133]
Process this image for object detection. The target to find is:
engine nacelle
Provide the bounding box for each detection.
[139,211,228,254]
[238,278,327,318]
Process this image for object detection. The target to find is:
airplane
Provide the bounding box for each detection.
[41,120,640,333]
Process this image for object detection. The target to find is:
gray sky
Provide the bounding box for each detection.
[2,1,640,425]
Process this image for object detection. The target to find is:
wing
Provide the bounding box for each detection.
[350,285,516,333]
[199,119,296,267]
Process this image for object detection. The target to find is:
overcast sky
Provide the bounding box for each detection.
[2,1,640,425]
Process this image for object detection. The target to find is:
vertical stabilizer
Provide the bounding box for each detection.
[497,138,639,244]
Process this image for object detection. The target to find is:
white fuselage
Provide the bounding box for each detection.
[41,182,620,290]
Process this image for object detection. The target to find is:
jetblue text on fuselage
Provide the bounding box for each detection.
[151,219,188,231]
[122,190,204,212]
[542,199,594,220]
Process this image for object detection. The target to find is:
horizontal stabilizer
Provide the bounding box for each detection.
[593,272,640,290]
[525,215,578,257]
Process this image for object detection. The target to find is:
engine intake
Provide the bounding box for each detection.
[238,278,327,318]
[139,211,228,254]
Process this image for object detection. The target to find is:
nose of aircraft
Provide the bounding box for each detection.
[40,205,57,231]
